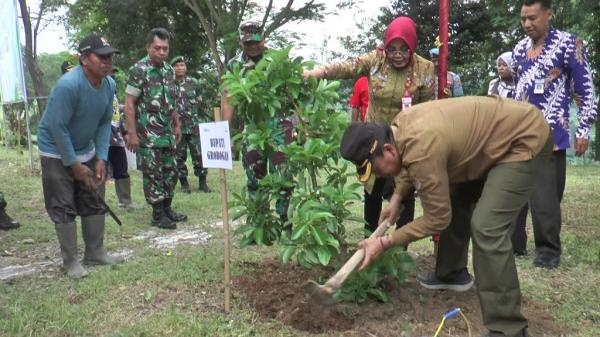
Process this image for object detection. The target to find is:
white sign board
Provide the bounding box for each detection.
[199,121,233,170]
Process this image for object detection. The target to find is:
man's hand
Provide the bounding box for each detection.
[126,131,139,153]
[379,193,402,225]
[574,137,589,157]
[302,68,323,80]
[72,163,94,190]
[357,235,391,271]
[94,160,106,183]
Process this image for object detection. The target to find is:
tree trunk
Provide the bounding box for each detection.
[18,0,48,115]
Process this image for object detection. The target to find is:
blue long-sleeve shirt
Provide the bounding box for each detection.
[38,66,115,166]
[513,27,597,150]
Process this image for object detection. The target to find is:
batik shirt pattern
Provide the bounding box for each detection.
[513,27,597,149]
[323,49,435,125]
[126,56,178,148]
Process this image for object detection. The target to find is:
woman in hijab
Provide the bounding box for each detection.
[303,16,435,236]
[488,51,516,98]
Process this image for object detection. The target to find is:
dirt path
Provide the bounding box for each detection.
[0,228,211,281]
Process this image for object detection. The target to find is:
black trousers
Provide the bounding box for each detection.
[511,150,566,258]
[108,146,129,180]
[364,177,415,233]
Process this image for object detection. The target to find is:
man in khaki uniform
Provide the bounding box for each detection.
[341,96,551,337]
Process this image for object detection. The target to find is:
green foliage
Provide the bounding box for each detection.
[223,47,363,268]
[223,47,415,301]
[335,247,416,303]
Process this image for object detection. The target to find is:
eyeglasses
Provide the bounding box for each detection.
[385,47,411,56]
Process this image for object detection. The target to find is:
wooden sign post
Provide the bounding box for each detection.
[211,107,231,312]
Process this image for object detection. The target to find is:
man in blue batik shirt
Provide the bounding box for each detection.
[511,0,597,269]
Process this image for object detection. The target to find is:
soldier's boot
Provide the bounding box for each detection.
[54,222,88,279]
[179,177,191,194]
[198,174,212,193]
[151,201,177,229]
[0,200,20,230]
[81,215,125,266]
[164,198,188,222]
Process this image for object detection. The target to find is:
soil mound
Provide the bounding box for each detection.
[234,256,565,336]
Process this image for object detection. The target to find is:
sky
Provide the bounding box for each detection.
[23,0,389,59]
[18,0,70,54]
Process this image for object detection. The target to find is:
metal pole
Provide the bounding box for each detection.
[438,0,450,99]
[14,0,35,171]
[213,107,231,313]
[23,98,35,172]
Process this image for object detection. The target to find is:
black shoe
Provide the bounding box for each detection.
[151,202,177,229]
[533,254,559,269]
[199,175,212,193]
[481,328,529,337]
[164,198,187,222]
[0,210,20,230]
[417,270,474,292]
[180,177,191,194]
[514,249,528,257]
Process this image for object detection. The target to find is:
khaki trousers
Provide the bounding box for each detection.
[435,136,553,337]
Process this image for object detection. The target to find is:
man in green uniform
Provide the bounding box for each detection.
[171,56,212,193]
[0,192,20,230]
[342,96,551,337]
[221,21,293,222]
[125,27,186,229]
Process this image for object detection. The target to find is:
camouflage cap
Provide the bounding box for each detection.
[170,55,186,65]
[238,20,263,42]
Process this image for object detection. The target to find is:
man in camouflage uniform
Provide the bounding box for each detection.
[125,27,186,229]
[0,192,20,230]
[171,56,212,193]
[221,20,293,222]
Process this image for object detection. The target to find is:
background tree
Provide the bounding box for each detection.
[17,0,67,114]
[337,0,599,159]
[182,0,326,75]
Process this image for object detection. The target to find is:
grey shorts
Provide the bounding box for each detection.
[41,156,106,224]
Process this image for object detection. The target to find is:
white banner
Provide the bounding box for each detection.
[0,0,27,103]
[199,121,233,170]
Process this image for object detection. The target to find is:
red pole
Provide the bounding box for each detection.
[438,0,449,99]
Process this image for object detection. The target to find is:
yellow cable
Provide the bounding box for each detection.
[433,317,446,337]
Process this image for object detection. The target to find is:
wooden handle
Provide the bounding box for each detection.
[323,219,391,291]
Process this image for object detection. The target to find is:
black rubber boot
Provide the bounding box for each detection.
[0,209,20,230]
[180,177,191,194]
[0,199,20,230]
[151,201,176,229]
[198,175,213,193]
[164,198,188,222]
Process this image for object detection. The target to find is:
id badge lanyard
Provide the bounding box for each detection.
[401,72,413,110]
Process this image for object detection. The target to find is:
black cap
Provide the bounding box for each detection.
[340,123,391,193]
[78,35,120,55]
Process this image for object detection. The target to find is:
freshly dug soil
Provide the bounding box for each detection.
[234,255,565,336]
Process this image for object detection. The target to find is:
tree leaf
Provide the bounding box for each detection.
[317,246,332,266]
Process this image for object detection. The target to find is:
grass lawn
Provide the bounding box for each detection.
[1,147,599,337]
